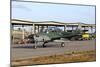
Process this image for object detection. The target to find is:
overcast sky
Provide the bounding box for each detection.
[12,1,96,24]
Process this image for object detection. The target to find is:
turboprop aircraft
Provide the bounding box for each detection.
[26,27,82,48]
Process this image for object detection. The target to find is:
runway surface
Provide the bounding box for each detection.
[11,40,96,60]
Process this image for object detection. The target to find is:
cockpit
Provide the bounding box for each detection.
[43,27,62,33]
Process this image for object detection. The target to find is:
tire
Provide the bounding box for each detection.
[61,42,65,47]
[34,46,37,49]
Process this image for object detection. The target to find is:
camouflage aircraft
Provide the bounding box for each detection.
[27,27,82,48]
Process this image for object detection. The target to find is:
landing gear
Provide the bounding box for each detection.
[34,46,37,49]
[42,42,46,47]
[42,39,46,47]
[34,39,38,49]
[61,42,65,47]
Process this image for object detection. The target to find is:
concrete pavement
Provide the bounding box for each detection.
[11,40,96,60]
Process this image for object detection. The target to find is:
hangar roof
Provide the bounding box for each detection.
[11,19,95,27]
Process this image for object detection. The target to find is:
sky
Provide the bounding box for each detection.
[12,1,96,24]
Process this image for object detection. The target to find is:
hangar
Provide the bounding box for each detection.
[11,19,95,40]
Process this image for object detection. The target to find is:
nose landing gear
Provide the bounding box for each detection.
[61,42,65,47]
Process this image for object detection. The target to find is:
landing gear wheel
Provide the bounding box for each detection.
[61,42,65,47]
[34,46,37,49]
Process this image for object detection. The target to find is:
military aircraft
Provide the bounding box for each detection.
[26,27,82,48]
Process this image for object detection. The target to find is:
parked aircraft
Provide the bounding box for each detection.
[26,27,82,48]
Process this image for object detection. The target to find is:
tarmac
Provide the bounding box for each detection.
[11,40,96,60]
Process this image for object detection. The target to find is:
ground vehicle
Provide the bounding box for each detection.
[82,32,90,40]
[82,32,96,40]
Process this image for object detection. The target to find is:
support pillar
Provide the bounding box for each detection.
[83,26,86,33]
[84,26,87,31]
[40,26,44,32]
[72,26,74,32]
[37,25,39,33]
[64,25,67,32]
[87,26,89,32]
[47,26,48,30]
[78,24,82,30]
[94,26,96,33]
[11,25,14,44]
[32,24,35,34]
[22,25,25,40]
[91,26,93,33]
